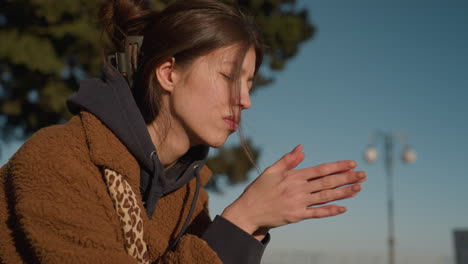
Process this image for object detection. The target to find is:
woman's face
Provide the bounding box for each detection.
[170,45,256,148]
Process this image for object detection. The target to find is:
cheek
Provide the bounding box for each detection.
[171,71,233,133]
[180,79,229,112]
[171,82,220,128]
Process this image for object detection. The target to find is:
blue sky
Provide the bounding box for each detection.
[208,0,468,260]
[1,0,467,261]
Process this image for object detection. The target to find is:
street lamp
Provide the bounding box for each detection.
[364,132,416,264]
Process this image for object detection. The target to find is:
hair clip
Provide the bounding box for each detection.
[107,36,144,87]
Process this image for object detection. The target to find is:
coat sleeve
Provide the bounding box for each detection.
[158,214,270,264]
[157,170,270,264]
[5,132,138,263]
[201,215,270,264]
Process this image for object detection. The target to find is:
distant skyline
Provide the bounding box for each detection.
[1,0,467,263]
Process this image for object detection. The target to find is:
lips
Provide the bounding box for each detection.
[224,118,239,131]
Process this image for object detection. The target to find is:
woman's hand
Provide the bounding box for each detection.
[221,144,366,237]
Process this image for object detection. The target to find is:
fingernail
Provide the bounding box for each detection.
[350,161,358,167]
[352,184,361,192]
[339,207,347,213]
[291,144,301,153]
[356,171,366,179]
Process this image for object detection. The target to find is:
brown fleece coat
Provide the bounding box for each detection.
[0,111,222,264]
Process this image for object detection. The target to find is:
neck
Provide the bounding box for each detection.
[146,115,191,170]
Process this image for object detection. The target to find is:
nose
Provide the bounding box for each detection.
[239,88,252,110]
[236,80,252,109]
[230,81,252,110]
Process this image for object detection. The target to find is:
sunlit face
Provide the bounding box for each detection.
[170,45,256,147]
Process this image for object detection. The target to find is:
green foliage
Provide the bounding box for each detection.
[206,138,260,193]
[0,0,106,140]
[0,0,314,189]
[237,0,314,71]
[0,30,63,73]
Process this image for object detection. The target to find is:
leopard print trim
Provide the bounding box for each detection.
[103,168,149,264]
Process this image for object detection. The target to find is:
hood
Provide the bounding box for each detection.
[66,65,209,218]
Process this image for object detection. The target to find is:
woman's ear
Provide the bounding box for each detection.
[155,57,179,93]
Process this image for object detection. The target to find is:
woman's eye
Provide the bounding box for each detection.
[220,73,234,81]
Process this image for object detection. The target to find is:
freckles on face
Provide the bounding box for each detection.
[170,45,256,147]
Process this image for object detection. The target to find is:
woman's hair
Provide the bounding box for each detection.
[99,0,264,166]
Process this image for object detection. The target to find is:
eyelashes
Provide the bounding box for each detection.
[220,72,234,82]
[219,72,253,91]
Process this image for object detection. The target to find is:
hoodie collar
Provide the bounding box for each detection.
[67,65,156,173]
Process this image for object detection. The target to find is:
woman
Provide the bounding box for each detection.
[0,0,366,263]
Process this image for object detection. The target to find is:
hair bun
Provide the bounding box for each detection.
[99,0,157,51]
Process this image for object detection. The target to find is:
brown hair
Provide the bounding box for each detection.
[99,0,264,164]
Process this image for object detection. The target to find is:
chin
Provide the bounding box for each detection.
[206,138,227,148]
[204,133,230,148]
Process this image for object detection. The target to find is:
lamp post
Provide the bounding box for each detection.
[364,132,416,264]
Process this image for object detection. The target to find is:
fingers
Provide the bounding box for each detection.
[307,183,362,206]
[310,192,358,206]
[307,170,366,193]
[304,205,347,218]
[264,144,305,175]
[291,160,358,181]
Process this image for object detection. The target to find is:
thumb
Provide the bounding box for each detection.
[264,144,305,175]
